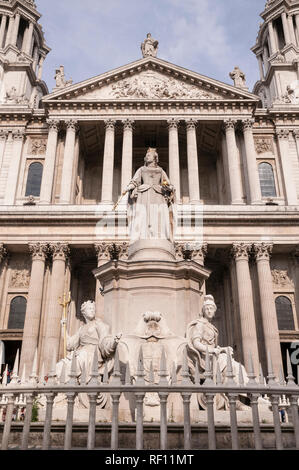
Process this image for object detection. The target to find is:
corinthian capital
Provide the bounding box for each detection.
[104,119,116,131]
[47,119,60,132]
[122,119,134,131]
[252,242,273,261]
[49,242,70,261]
[185,118,197,130]
[167,118,180,130]
[276,129,290,140]
[293,129,299,140]
[12,128,25,141]
[231,242,252,261]
[65,120,79,132]
[175,242,208,263]
[242,118,255,130]
[29,242,49,261]
[223,119,237,131]
[0,129,9,141]
[0,244,8,264]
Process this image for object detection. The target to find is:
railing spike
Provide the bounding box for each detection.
[111,348,121,385]
[259,363,265,385]
[216,362,222,385]
[149,361,154,384]
[10,349,20,384]
[88,347,99,385]
[181,346,191,385]
[39,362,45,385]
[29,348,38,384]
[247,351,257,385]
[171,362,177,385]
[125,362,131,385]
[278,366,285,386]
[48,350,58,385]
[20,365,26,385]
[238,363,244,386]
[80,362,87,386]
[194,360,201,385]
[225,348,235,385]
[59,362,66,385]
[158,347,168,385]
[286,350,296,386]
[204,346,213,384]
[266,350,276,385]
[2,364,8,386]
[68,351,78,385]
[103,362,109,384]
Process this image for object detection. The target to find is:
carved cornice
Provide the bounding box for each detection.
[104,119,116,131]
[223,119,237,131]
[231,242,252,261]
[28,242,49,262]
[252,242,273,261]
[47,119,60,132]
[49,242,70,262]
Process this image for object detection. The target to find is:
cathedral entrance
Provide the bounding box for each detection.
[1,340,22,380]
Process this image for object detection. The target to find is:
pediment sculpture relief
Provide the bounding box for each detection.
[109,71,222,100]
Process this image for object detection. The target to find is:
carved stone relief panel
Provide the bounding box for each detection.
[9,255,31,289]
[29,138,47,156]
[271,268,294,290]
[254,137,274,155]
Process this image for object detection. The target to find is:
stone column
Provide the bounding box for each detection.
[37,56,45,81]
[0,15,8,48]
[42,243,70,372]
[257,55,265,81]
[94,243,111,319]
[288,15,296,45]
[11,13,20,47]
[242,119,262,204]
[277,129,298,205]
[59,120,79,204]
[231,243,260,371]
[4,129,25,205]
[167,118,181,201]
[281,12,291,45]
[186,119,200,203]
[19,243,48,377]
[263,46,269,73]
[0,130,9,172]
[101,120,116,203]
[253,243,282,376]
[0,245,8,324]
[23,21,34,56]
[5,15,14,47]
[295,15,299,45]
[268,21,277,55]
[39,120,60,204]
[223,119,243,204]
[121,119,134,192]
[292,246,299,327]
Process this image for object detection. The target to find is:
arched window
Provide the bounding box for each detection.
[258,162,277,197]
[275,296,295,331]
[25,162,43,197]
[7,296,27,330]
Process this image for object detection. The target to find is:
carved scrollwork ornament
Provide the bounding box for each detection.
[65,120,79,133]
[47,119,60,132]
[94,243,111,264]
[12,129,26,141]
[293,129,299,140]
[252,242,273,261]
[122,119,135,131]
[167,118,180,130]
[104,119,116,131]
[0,129,9,141]
[242,118,255,131]
[277,129,290,140]
[223,119,237,131]
[231,243,252,261]
[186,118,197,131]
[0,244,8,264]
[175,242,207,263]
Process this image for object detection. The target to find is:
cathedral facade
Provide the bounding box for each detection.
[0,0,298,381]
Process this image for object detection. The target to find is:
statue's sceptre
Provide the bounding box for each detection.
[112,190,128,211]
[59,291,71,358]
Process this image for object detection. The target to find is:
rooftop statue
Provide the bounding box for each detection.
[54,65,73,89]
[229,66,248,90]
[124,148,175,244]
[141,33,159,58]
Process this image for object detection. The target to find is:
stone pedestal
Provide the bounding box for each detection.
[93,244,210,337]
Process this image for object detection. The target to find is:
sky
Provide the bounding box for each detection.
[36,0,266,93]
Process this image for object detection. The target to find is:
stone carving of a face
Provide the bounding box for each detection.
[81,301,96,322]
[144,148,158,166]
[202,296,217,321]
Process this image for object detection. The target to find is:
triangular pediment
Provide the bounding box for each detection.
[43,57,259,103]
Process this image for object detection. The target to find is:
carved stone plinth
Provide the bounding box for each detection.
[93,256,210,337]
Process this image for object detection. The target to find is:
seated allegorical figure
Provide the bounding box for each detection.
[186,295,250,410]
[56,300,121,381]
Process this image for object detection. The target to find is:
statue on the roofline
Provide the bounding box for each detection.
[141,33,159,58]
